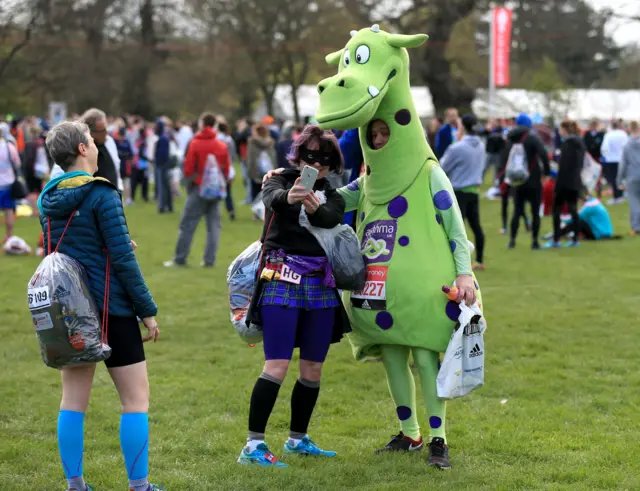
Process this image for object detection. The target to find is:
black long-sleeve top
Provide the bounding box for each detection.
[260,168,345,257]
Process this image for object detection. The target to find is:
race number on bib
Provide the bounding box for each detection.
[351,266,387,310]
[28,287,51,310]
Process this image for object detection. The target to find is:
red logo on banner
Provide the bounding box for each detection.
[492,7,513,87]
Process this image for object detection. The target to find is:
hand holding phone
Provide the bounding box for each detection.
[299,165,319,192]
[287,166,319,205]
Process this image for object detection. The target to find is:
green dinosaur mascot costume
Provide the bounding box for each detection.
[315,25,483,468]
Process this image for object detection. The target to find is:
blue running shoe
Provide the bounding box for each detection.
[565,240,580,248]
[283,436,337,457]
[237,442,288,468]
[542,240,561,249]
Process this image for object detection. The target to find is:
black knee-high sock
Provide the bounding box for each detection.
[248,373,282,440]
[289,377,320,438]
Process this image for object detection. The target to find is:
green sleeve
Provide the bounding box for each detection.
[430,165,473,276]
[336,176,363,212]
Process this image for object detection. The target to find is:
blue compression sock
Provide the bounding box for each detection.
[120,413,149,481]
[57,410,85,480]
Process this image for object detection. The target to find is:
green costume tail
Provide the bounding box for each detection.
[381,345,446,442]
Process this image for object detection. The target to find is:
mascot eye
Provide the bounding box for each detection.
[355,45,370,64]
[343,50,351,67]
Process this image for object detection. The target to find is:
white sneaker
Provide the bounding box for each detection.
[163,260,185,268]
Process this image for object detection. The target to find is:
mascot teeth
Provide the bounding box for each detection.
[368,86,380,98]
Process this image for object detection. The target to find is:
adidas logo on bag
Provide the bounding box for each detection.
[361,300,371,310]
[469,343,483,358]
[53,285,70,301]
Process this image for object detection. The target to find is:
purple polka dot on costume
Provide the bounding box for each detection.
[450,240,456,252]
[361,212,365,222]
[396,406,412,421]
[366,165,371,175]
[429,416,442,429]
[399,235,410,246]
[445,301,461,321]
[347,180,360,192]
[436,214,442,225]
[394,109,412,126]
[474,281,479,290]
[376,311,394,330]
[388,196,408,218]
[433,190,453,210]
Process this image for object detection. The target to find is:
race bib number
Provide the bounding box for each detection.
[28,287,51,310]
[32,312,54,331]
[351,266,387,310]
[280,264,302,285]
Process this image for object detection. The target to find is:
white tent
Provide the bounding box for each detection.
[257,84,640,122]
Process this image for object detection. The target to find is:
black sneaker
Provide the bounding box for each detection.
[507,240,516,249]
[375,432,424,454]
[427,437,450,469]
[531,241,540,250]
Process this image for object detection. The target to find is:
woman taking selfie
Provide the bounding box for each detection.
[238,125,349,468]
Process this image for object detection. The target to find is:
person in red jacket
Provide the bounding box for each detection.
[164,113,230,268]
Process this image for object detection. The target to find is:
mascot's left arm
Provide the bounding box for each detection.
[430,165,472,276]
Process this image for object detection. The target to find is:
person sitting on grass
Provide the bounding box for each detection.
[238,125,349,469]
[39,121,163,491]
[543,192,618,242]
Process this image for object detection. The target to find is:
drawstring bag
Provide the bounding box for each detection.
[27,212,112,369]
[436,301,486,399]
[227,241,263,344]
[299,191,366,291]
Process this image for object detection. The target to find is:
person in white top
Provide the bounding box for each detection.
[601,121,629,204]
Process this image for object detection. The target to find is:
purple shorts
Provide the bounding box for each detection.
[260,305,336,363]
[0,188,15,210]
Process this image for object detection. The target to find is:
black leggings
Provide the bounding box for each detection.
[501,185,529,230]
[557,219,596,241]
[553,188,579,242]
[131,167,149,202]
[511,185,541,242]
[602,163,622,199]
[455,191,485,263]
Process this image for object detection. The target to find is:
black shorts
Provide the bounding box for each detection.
[101,313,146,368]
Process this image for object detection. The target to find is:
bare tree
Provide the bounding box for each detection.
[0,1,39,83]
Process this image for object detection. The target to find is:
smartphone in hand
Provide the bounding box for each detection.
[299,165,319,192]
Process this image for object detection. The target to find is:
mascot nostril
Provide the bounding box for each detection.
[338,79,346,88]
[318,84,325,94]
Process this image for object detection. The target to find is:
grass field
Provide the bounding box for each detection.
[1,174,639,491]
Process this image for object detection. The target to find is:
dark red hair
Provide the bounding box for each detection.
[287,124,344,174]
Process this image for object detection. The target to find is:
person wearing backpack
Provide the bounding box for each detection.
[164,112,230,268]
[498,113,551,249]
[543,120,585,248]
[39,121,163,491]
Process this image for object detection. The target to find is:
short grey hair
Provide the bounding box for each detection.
[80,108,106,132]
[46,121,90,171]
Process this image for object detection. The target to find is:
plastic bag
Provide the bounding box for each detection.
[251,192,266,221]
[299,191,366,291]
[27,252,111,369]
[227,241,263,344]
[4,235,32,255]
[581,152,602,194]
[437,301,486,400]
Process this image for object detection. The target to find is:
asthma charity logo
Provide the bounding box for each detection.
[361,220,397,264]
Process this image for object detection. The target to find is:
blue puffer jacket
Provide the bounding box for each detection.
[38,172,157,318]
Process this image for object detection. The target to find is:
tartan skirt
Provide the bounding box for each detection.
[258,276,340,310]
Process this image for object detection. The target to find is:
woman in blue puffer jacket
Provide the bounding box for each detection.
[39,121,164,491]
